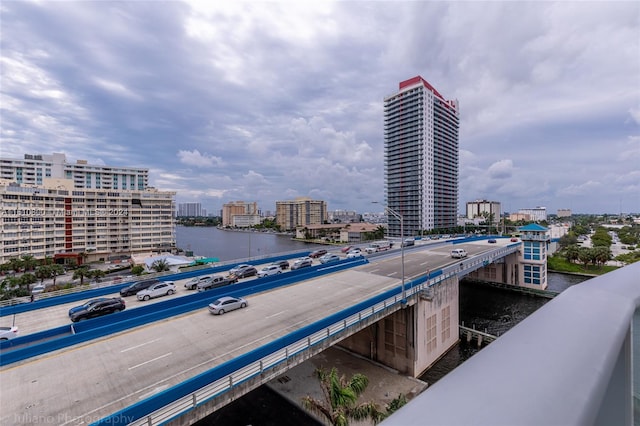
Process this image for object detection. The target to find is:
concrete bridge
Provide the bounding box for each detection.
[1,237,532,425]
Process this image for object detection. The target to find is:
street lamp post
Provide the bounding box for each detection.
[373,202,405,302]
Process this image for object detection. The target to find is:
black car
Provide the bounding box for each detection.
[309,249,328,258]
[270,260,290,270]
[70,298,125,322]
[232,266,258,279]
[119,279,160,297]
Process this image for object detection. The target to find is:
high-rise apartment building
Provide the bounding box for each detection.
[177,202,204,217]
[222,201,258,227]
[0,153,175,264]
[384,76,460,237]
[0,153,148,190]
[276,197,327,231]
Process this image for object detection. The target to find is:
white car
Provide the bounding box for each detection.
[0,326,18,340]
[346,251,363,259]
[257,265,283,278]
[136,281,176,301]
[451,248,468,258]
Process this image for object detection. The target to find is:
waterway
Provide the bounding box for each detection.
[176,227,593,424]
[175,225,322,261]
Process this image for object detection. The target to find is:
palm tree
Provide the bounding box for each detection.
[150,259,170,272]
[35,265,53,284]
[50,264,65,286]
[20,254,39,272]
[301,367,382,426]
[374,225,386,240]
[73,266,91,286]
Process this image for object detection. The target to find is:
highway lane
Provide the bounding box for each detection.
[0,268,399,425]
[0,239,511,424]
[0,239,511,425]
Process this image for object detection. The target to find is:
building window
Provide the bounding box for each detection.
[426,313,437,353]
[523,241,542,260]
[441,306,450,343]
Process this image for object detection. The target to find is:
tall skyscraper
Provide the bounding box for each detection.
[384,76,460,237]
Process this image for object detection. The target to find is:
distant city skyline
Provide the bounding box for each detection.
[2,2,638,215]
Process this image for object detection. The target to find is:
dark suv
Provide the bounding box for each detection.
[70,298,125,322]
[270,260,290,270]
[120,279,160,297]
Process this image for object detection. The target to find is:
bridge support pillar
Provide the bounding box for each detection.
[339,276,460,378]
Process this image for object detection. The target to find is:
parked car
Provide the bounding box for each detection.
[120,279,160,297]
[70,298,126,322]
[319,253,340,264]
[184,275,213,290]
[451,248,468,259]
[230,266,258,279]
[257,265,283,278]
[270,260,290,270]
[31,283,46,294]
[341,245,353,253]
[0,326,18,340]
[197,275,238,292]
[309,249,328,258]
[136,281,176,301]
[488,239,497,244]
[291,257,313,270]
[68,297,110,317]
[208,296,248,315]
[229,264,252,275]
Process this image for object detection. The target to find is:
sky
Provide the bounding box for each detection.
[1,1,639,216]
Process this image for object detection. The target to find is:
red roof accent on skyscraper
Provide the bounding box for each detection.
[399,76,445,101]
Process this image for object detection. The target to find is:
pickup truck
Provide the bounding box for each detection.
[197,275,238,292]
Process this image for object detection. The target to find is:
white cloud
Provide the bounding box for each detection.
[177,149,223,167]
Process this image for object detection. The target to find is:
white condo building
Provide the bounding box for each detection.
[0,153,175,265]
[384,76,460,237]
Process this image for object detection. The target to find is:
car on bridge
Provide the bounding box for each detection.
[291,257,313,270]
[346,250,363,259]
[184,275,215,290]
[120,278,162,297]
[257,265,283,278]
[488,239,497,244]
[309,249,328,258]
[208,296,248,315]
[451,248,468,258]
[319,253,340,264]
[197,275,238,292]
[0,326,18,340]
[70,298,125,322]
[68,297,110,317]
[228,264,252,275]
[136,281,176,301]
[230,265,258,279]
[269,260,290,270]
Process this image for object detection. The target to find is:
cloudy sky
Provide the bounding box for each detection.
[2,1,639,216]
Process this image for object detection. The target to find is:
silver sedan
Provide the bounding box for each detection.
[208,296,248,315]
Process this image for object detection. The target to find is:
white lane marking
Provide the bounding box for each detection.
[368,268,380,273]
[387,272,398,276]
[138,385,169,400]
[420,261,430,266]
[265,310,285,319]
[121,338,161,353]
[128,352,172,370]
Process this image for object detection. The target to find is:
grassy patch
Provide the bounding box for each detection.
[547,255,618,275]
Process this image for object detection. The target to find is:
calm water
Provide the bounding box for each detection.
[175,226,322,261]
